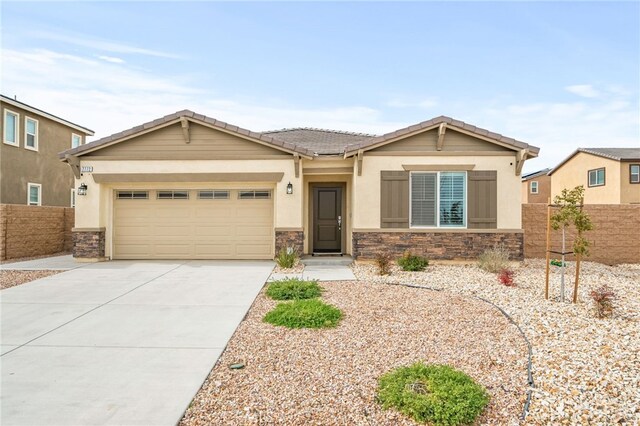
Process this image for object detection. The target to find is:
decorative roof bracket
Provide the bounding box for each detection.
[180,117,190,144]
[437,123,447,151]
[65,154,81,179]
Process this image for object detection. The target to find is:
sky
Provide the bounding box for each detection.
[2,1,639,172]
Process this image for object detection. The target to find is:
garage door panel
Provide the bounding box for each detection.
[114,188,274,259]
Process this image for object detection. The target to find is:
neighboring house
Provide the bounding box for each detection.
[60,111,539,261]
[521,168,551,203]
[549,148,640,204]
[0,95,94,207]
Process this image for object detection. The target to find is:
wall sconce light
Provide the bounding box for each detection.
[77,183,88,196]
[286,182,293,195]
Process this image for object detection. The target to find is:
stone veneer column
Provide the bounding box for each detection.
[72,227,106,261]
[275,229,304,255]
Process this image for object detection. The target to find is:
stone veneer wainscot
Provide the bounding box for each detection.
[275,230,304,255]
[72,228,106,259]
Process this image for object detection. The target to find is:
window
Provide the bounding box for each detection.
[27,183,41,206]
[157,190,189,199]
[70,189,76,207]
[411,172,466,227]
[71,133,82,148]
[25,117,38,150]
[530,181,539,194]
[198,190,229,199]
[588,168,605,187]
[4,109,19,146]
[238,190,271,199]
[631,164,640,184]
[117,191,149,199]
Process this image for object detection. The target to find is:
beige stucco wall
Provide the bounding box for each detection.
[551,152,621,204]
[521,174,551,203]
[620,161,640,204]
[353,154,522,229]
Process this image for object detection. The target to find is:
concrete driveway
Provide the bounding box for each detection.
[1,260,274,425]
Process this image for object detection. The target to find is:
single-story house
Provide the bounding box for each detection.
[60,111,539,261]
[549,148,640,204]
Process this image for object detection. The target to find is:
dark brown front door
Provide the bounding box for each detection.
[312,186,342,253]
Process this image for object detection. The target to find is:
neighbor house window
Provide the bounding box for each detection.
[630,164,640,184]
[4,109,19,146]
[71,189,76,207]
[411,172,466,228]
[588,168,605,187]
[71,133,82,148]
[25,117,38,150]
[27,183,41,206]
[530,181,539,194]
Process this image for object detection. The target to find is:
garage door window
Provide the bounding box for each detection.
[117,191,148,199]
[157,190,189,199]
[198,190,229,200]
[238,190,271,199]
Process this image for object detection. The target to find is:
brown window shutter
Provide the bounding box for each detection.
[467,171,497,229]
[380,171,409,228]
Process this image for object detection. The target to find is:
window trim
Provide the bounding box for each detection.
[71,133,82,149]
[71,188,76,207]
[27,182,42,206]
[588,167,606,187]
[409,171,467,229]
[530,181,539,194]
[630,164,640,184]
[3,109,20,146]
[25,116,39,151]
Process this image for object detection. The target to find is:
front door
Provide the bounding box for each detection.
[312,186,342,253]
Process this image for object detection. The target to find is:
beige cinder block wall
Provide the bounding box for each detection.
[74,158,301,258]
[353,155,522,229]
[551,152,621,204]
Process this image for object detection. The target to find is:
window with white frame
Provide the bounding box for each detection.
[630,164,640,184]
[530,181,539,194]
[411,172,466,227]
[27,183,41,206]
[71,133,82,148]
[71,189,76,207]
[588,168,605,187]
[4,110,19,146]
[25,117,38,150]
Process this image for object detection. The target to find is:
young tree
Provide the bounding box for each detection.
[550,186,593,303]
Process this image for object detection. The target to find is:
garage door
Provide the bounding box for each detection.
[113,189,274,259]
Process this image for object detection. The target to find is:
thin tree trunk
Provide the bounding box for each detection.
[573,254,581,303]
[545,199,551,300]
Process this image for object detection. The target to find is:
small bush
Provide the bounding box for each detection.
[266,278,322,300]
[397,251,429,272]
[591,285,616,318]
[478,244,510,273]
[498,268,515,286]
[377,362,489,426]
[264,299,342,329]
[275,246,299,269]
[376,252,393,275]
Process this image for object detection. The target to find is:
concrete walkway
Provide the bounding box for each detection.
[1,260,274,426]
[1,254,86,271]
[270,265,356,281]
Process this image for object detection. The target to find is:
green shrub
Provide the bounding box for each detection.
[275,246,299,269]
[397,251,429,272]
[478,244,510,273]
[377,363,489,426]
[263,299,342,329]
[266,278,322,300]
[376,252,393,275]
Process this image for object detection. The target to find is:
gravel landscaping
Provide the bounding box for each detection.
[0,270,62,290]
[352,260,640,425]
[181,281,529,425]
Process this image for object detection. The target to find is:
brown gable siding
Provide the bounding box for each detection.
[380,171,409,228]
[370,128,512,153]
[88,122,290,159]
[467,171,497,229]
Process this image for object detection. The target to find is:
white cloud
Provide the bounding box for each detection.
[97,55,125,64]
[565,84,600,98]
